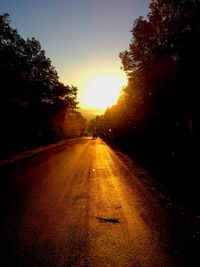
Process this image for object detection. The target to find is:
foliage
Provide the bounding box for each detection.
[0,13,83,157]
[95,0,200,177]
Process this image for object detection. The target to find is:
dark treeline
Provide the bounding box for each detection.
[93,0,200,207]
[0,14,86,158]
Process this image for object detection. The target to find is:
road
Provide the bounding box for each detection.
[0,137,176,267]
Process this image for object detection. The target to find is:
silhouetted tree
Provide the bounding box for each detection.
[97,0,200,150]
[96,0,200,198]
[0,14,80,157]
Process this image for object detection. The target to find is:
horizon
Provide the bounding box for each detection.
[0,0,150,111]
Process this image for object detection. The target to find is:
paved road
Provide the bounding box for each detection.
[0,137,176,267]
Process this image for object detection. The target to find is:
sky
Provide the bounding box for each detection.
[0,0,151,110]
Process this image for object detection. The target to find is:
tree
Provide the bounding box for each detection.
[0,13,79,156]
[96,0,200,166]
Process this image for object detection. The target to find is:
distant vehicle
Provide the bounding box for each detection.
[92,133,98,139]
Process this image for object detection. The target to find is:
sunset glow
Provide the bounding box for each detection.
[82,74,125,110]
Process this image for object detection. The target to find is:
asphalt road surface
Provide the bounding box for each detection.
[0,137,177,267]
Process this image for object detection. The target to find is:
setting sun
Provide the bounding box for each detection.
[83,75,125,110]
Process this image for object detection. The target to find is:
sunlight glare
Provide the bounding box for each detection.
[83,75,125,110]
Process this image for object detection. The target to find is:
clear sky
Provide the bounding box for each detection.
[0,0,151,110]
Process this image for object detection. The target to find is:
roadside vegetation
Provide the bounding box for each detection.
[0,14,86,158]
[91,0,200,210]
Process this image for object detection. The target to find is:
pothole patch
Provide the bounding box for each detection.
[96,217,120,224]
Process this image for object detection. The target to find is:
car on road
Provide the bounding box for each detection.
[92,133,98,139]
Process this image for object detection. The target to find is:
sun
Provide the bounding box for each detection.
[83,74,125,110]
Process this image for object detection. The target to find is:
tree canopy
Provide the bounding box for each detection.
[95,0,200,174]
[0,13,85,156]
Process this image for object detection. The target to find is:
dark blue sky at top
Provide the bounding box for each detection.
[0,0,151,106]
